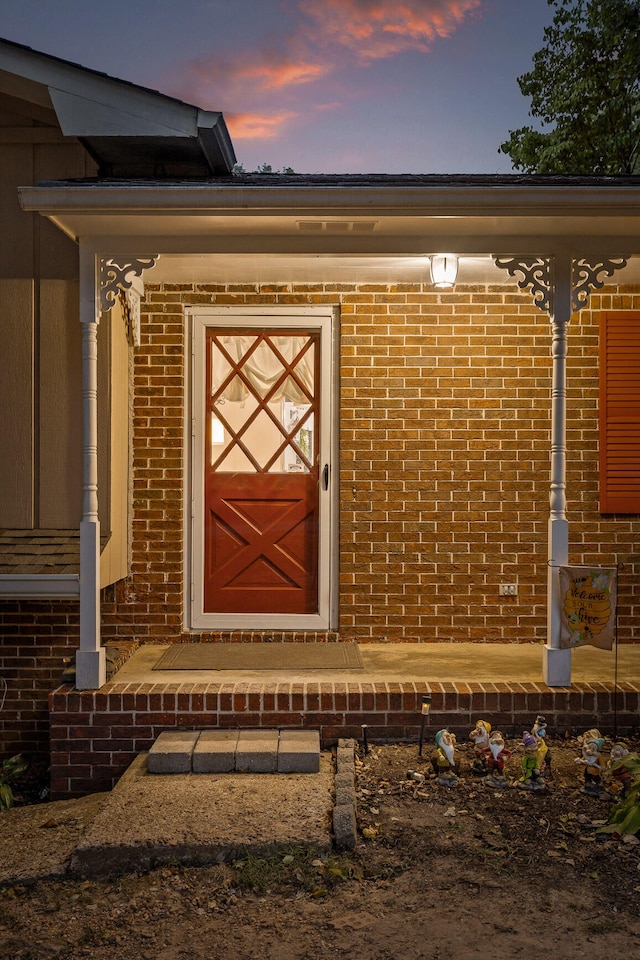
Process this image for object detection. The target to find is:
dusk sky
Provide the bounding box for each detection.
[2,0,554,174]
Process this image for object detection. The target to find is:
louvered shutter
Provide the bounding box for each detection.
[599,312,640,513]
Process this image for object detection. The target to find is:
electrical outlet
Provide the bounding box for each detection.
[499,583,518,596]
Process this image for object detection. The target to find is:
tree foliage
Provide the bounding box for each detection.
[500,0,640,174]
[233,163,296,175]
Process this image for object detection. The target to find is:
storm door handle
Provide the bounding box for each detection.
[323,464,329,490]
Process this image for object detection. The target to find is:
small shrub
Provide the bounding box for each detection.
[0,755,28,811]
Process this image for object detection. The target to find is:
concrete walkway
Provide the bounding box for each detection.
[70,751,336,879]
[0,747,341,885]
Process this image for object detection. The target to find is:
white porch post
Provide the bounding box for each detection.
[543,255,572,685]
[76,247,106,690]
[495,253,628,687]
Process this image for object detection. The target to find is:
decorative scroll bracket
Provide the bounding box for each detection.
[572,257,629,311]
[494,255,629,315]
[99,256,159,316]
[494,256,553,313]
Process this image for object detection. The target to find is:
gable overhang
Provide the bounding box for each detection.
[0,37,236,176]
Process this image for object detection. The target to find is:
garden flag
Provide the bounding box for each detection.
[558,567,617,650]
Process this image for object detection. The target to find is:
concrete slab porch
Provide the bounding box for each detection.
[48,642,640,799]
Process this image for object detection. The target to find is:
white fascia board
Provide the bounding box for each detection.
[0,575,80,598]
[18,180,640,220]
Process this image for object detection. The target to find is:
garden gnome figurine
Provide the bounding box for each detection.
[484,730,511,784]
[518,731,546,791]
[432,729,459,786]
[577,727,602,748]
[531,715,551,778]
[576,735,606,796]
[469,719,492,775]
[606,743,636,798]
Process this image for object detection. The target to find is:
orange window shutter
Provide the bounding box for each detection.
[599,312,640,513]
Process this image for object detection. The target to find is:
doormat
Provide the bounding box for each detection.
[152,642,363,671]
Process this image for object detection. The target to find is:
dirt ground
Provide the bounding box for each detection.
[2,735,640,960]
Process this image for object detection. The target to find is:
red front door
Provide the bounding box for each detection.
[204,330,320,614]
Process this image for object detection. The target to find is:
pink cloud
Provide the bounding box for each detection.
[170,48,327,110]
[235,59,328,91]
[166,0,484,146]
[227,111,297,140]
[299,0,482,60]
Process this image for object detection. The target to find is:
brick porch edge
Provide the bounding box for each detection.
[49,679,640,799]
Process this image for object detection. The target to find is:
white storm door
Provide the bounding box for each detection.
[188,307,337,631]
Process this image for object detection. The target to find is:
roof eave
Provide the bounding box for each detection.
[0,574,80,598]
[18,177,640,220]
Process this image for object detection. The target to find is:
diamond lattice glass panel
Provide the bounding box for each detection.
[214,445,256,473]
[243,408,283,469]
[239,340,285,400]
[232,336,258,359]
[209,413,230,465]
[210,344,233,397]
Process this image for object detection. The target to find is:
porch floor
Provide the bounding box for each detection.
[107,641,640,688]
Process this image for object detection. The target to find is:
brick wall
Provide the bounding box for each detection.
[99,281,640,646]
[0,599,78,762]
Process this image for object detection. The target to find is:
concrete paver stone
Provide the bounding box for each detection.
[278,730,321,773]
[193,730,239,773]
[235,729,279,772]
[147,730,199,774]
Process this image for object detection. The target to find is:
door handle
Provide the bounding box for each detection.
[323,463,329,490]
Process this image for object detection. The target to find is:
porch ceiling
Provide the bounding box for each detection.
[141,251,640,287]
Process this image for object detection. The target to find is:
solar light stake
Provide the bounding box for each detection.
[361,724,369,755]
[418,695,432,757]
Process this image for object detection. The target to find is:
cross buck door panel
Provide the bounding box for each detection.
[190,310,335,630]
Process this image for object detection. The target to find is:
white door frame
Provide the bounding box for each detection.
[185,306,339,631]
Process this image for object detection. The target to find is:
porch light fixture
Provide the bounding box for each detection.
[429,254,458,289]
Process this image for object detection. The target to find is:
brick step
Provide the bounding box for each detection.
[147,728,320,774]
